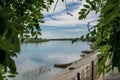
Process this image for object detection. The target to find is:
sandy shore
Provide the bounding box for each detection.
[50,51,120,80]
[50,52,98,80]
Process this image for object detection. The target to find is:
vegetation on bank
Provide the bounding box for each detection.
[22,38,49,43]
[22,36,96,43]
[72,36,96,43]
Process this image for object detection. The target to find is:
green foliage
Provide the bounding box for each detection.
[79,0,120,75]
[0,65,6,80]
[0,0,53,79]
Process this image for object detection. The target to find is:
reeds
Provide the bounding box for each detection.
[12,65,51,80]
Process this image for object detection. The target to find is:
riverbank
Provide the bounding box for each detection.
[50,51,99,80]
[22,38,49,43]
[21,36,96,43]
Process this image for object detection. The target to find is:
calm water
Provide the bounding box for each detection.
[11,25,91,80]
[12,41,90,80]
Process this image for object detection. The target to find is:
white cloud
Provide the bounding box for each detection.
[41,0,99,27]
[62,29,86,32]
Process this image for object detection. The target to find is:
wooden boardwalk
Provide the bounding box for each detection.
[50,52,98,80]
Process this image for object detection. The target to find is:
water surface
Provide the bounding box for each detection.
[12,41,90,80]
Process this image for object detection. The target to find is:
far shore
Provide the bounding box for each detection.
[22,37,93,43]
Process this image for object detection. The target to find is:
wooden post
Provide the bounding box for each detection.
[77,73,80,80]
[91,61,94,80]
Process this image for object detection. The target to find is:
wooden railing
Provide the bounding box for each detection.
[72,59,99,80]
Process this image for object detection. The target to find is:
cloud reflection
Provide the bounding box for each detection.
[13,41,90,80]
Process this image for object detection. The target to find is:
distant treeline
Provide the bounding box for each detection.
[22,38,49,43]
[21,36,96,43]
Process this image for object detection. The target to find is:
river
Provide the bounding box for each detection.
[11,41,90,80]
[10,25,91,80]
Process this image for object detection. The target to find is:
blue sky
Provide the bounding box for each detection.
[41,0,99,27]
[40,0,99,38]
[40,25,89,39]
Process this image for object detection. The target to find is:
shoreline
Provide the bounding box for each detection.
[50,51,98,80]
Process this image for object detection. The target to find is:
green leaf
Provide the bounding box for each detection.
[86,33,89,39]
[72,38,79,44]
[78,11,85,15]
[85,9,90,17]
[24,35,30,38]
[80,35,84,40]
[39,20,44,23]
[8,74,16,78]
[79,15,84,20]
[103,3,116,14]
[90,1,96,10]
[12,37,20,53]
[81,9,87,12]
[7,57,17,74]
[106,67,112,73]
[105,64,111,69]
[100,9,119,27]
[32,32,36,36]
[86,0,90,3]
[90,29,96,36]
[37,31,41,35]
[83,4,90,9]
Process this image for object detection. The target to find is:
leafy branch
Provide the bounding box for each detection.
[78,0,120,75]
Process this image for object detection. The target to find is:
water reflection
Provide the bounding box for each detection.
[12,41,90,80]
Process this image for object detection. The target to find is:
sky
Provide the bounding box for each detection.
[40,0,99,39]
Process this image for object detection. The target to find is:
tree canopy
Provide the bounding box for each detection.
[79,0,120,75]
[0,0,53,79]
